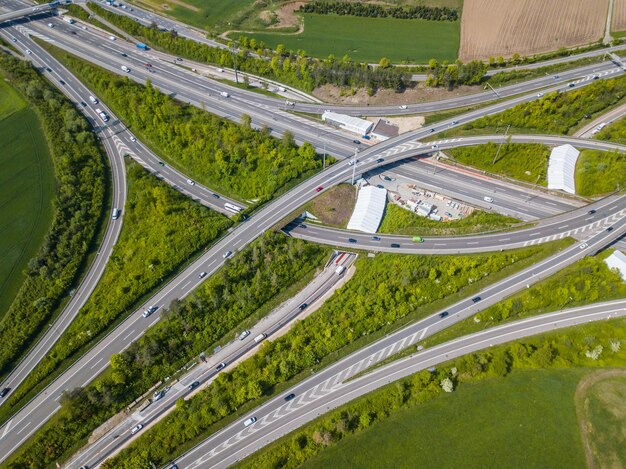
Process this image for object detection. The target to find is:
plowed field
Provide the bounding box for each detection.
[459,0,608,61]
[613,0,626,32]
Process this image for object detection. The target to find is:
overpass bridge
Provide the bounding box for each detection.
[0,1,68,24]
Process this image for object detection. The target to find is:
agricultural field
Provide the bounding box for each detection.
[459,0,608,61]
[612,0,626,34]
[302,369,587,469]
[0,93,54,315]
[241,13,460,63]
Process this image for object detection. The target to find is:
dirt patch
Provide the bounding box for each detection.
[304,183,357,228]
[312,83,480,106]
[162,0,200,12]
[460,0,608,61]
[613,0,626,32]
[366,115,425,134]
[574,369,626,469]
[269,1,305,29]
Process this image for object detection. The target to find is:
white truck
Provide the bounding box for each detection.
[335,265,346,276]
[220,91,230,98]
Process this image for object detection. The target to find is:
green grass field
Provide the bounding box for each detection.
[0,78,26,118]
[0,106,55,315]
[303,369,587,469]
[576,149,626,196]
[241,13,459,63]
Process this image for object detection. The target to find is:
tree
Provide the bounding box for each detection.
[378,57,391,68]
[428,58,438,69]
[440,377,454,392]
[497,56,505,66]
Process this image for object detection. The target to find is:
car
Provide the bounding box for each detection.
[47,22,54,28]
[142,305,158,318]
[153,390,165,401]
[299,223,307,228]
[412,236,424,243]
[536,92,544,98]
[588,209,596,214]
[372,236,381,241]
[186,179,195,186]
[158,161,165,166]
[59,80,66,85]
[606,226,614,232]
[579,243,588,249]
[553,75,560,79]
[199,271,207,278]
[348,238,357,243]
[593,75,600,80]
[130,135,136,142]
[121,52,127,57]
[299,303,308,310]
[399,105,407,109]
[483,196,494,203]
[239,330,251,340]
[0,388,10,398]
[130,424,144,435]
[390,243,400,248]
[471,296,481,303]
[348,159,359,166]
[46,67,52,72]
[188,381,200,390]
[109,35,116,41]
[212,193,220,198]
[223,250,232,259]
[25,49,32,55]
[11,37,16,42]
[352,139,361,144]
[284,393,296,401]
[376,158,384,163]
[80,101,87,107]
[451,120,458,125]
[429,128,435,133]
[216,362,226,371]
[439,311,449,318]
[376,184,385,189]
[70,31,77,35]
[432,144,439,149]
[81,25,87,30]
[170,465,179,469]
[315,186,324,193]
[568,82,576,87]
[244,417,257,427]
[79,466,89,469]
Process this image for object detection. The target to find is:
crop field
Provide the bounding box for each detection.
[613,0,626,33]
[243,13,460,63]
[459,0,608,61]
[303,369,587,469]
[0,107,54,315]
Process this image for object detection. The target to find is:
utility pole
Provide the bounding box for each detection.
[323,140,326,169]
[492,124,510,165]
[230,41,239,84]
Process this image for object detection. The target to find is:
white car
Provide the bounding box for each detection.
[11,37,16,42]
[223,250,232,259]
[199,271,207,278]
[130,135,136,142]
[47,23,54,28]
[536,92,544,98]
[186,179,195,186]
[130,424,144,435]
[432,144,439,149]
[81,25,87,30]
[109,35,116,41]
[25,49,32,55]
[399,105,407,110]
[579,243,588,250]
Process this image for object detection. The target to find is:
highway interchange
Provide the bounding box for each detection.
[0,2,625,467]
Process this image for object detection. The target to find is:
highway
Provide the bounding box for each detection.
[169,218,626,468]
[68,252,355,468]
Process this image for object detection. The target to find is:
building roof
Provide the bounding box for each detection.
[547,144,580,194]
[371,119,399,140]
[347,185,387,233]
[322,111,373,135]
[605,250,626,281]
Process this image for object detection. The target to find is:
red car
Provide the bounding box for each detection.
[315,186,324,193]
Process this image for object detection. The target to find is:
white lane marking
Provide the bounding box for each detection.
[90,358,104,370]
[1,420,12,439]
[122,330,136,342]
[16,422,31,435]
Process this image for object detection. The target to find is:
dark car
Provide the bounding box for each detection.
[372,236,381,241]
[299,303,308,310]
[212,193,220,198]
[352,139,361,144]
[606,226,614,232]
[376,158,384,163]
[46,67,52,72]
[429,128,435,133]
[188,381,200,390]
[59,79,66,85]
[348,238,357,243]
[0,388,10,398]
[121,52,127,57]
[158,161,165,167]
[284,393,296,401]
[390,243,400,248]
[439,311,449,318]
[472,296,481,303]
[80,101,87,107]
[588,209,596,214]
[216,362,226,371]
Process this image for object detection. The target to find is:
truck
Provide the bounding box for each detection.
[136,43,149,50]
[220,91,230,98]
[335,265,346,276]
[63,16,75,24]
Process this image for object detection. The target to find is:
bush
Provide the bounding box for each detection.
[0,52,105,380]
[576,150,625,196]
[299,2,459,21]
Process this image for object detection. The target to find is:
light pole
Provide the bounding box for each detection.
[492,124,510,165]
[485,82,499,97]
[351,148,358,185]
[230,41,239,84]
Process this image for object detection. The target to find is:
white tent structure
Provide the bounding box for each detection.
[605,250,626,281]
[322,111,373,136]
[547,144,580,194]
[347,186,387,233]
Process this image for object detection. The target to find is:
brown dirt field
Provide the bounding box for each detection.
[304,184,357,228]
[268,1,305,29]
[459,0,609,61]
[312,83,481,106]
[613,0,626,32]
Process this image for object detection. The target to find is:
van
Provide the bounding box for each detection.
[483,196,494,203]
[243,417,257,427]
[112,208,120,219]
[254,333,266,343]
[89,95,98,104]
[335,265,346,276]
[220,91,230,98]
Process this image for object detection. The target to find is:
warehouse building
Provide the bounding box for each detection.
[322,111,373,136]
[605,250,626,281]
[547,144,580,194]
[347,185,387,233]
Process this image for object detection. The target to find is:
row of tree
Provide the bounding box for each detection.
[299,1,459,21]
[101,247,553,468]
[50,42,327,200]
[423,59,489,88]
[5,232,328,468]
[4,161,232,415]
[89,3,413,92]
[0,53,106,380]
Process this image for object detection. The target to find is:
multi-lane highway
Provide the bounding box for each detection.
[167,218,626,468]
